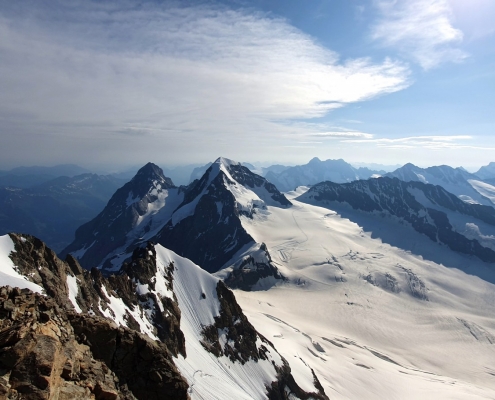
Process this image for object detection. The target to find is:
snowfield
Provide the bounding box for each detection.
[155,246,295,400]
[232,188,495,399]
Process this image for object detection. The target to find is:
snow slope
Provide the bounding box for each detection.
[153,246,311,400]
[0,234,44,293]
[469,179,495,205]
[232,191,495,399]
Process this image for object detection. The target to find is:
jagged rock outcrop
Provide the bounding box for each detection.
[68,314,188,400]
[224,243,286,290]
[1,234,190,399]
[200,281,271,362]
[266,361,327,400]
[114,244,186,357]
[0,286,189,400]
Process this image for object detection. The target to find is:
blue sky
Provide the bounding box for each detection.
[0,0,494,170]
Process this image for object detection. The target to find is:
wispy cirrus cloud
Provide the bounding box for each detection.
[0,1,411,167]
[311,131,373,139]
[342,135,495,150]
[371,0,467,69]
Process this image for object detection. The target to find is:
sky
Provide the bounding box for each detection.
[0,0,494,171]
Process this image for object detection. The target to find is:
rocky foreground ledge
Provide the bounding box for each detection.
[0,286,188,400]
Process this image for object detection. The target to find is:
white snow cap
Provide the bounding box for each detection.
[0,234,44,294]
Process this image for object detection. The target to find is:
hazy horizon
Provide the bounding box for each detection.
[0,156,487,176]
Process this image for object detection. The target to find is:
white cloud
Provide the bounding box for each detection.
[342,135,495,151]
[0,1,410,167]
[312,131,374,139]
[372,0,467,69]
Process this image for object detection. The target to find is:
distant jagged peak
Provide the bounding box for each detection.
[400,162,420,170]
[182,156,291,211]
[476,161,495,179]
[123,162,176,204]
[215,156,241,168]
[308,157,350,166]
[206,156,241,183]
[132,162,173,186]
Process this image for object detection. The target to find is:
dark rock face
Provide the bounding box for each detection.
[299,177,495,263]
[266,361,328,400]
[200,281,270,363]
[61,163,176,270]
[69,314,189,400]
[156,167,253,273]
[225,243,285,290]
[156,159,290,278]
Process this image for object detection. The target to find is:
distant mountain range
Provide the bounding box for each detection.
[0,173,126,251]
[264,157,384,192]
[0,164,92,188]
[475,162,495,180]
[385,163,495,206]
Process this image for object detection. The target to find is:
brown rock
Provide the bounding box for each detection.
[56,383,91,400]
[94,382,119,400]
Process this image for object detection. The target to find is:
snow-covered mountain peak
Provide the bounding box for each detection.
[201,156,241,188]
[60,163,182,271]
[215,156,240,168]
[155,157,291,278]
[127,162,175,198]
[182,156,291,213]
[63,158,290,287]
